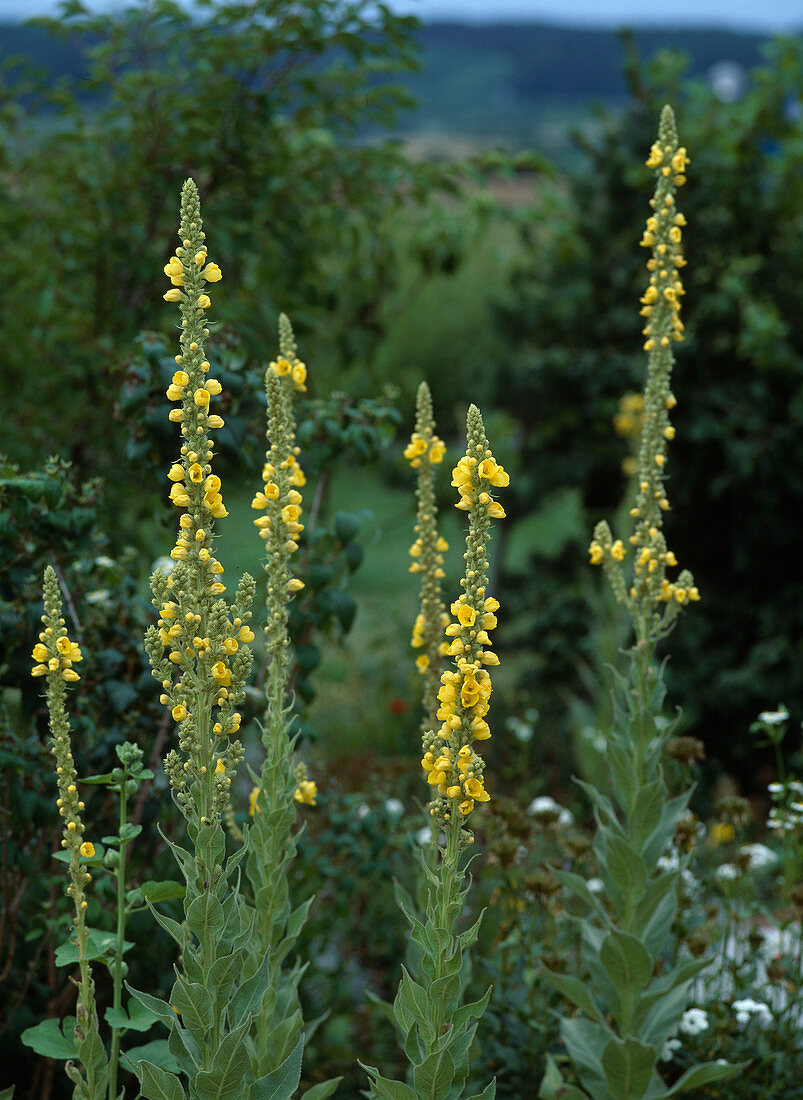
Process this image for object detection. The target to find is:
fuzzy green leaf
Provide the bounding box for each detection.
[604,836,647,907]
[230,949,272,1027]
[541,968,605,1024]
[412,1046,456,1100]
[599,931,652,1003]
[120,1041,180,1075]
[658,1060,749,1096]
[194,1017,253,1100]
[538,1056,587,1100]
[20,1017,78,1060]
[560,1018,612,1100]
[0,1086,16,1099]
[302,1078,343,1100]
[55,927,132,968]
[601,1036,655,1100]
[186,893,225,942]
[138,1059,186,1100]
[466,1080,497,1100]
[360,1068,418,1100]
[299,1078,338,1095]
[126,984,180,1033]
[106,998,161,1032]
[141,879,186,904]
[171,977,214,1038]
[248,1032,304,1100]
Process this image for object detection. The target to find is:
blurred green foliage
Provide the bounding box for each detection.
[493,36,803,783]
[0,0,473,474]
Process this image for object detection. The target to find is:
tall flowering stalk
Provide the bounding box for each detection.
[241,316,338,1094]
[405,381,449,733]
[31,567,109,1100]
[365,404,507,1100]
[131,179,286,1099]
[543,107,744,1100]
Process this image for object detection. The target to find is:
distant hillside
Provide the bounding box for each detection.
[0,17,775,152]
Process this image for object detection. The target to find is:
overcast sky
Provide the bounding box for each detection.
[0,0,799,31]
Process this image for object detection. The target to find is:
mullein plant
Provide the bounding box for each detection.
[364,404,508,1100]
[131,179,296,1100]
[239,316,339,1097]
[30,566,110,1100]
[541,107,744,1100]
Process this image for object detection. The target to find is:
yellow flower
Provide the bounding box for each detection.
[80,842,95,858]
[249,786,262,816]
[163,288,183,303]
[710,822,735,844]
[202,262,222,282]
[197,294,212,310]
[294,780,317,805]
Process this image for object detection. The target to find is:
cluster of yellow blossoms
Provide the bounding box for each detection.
[31,567,95,908]
[421,406,508,824]
[268,349,308,394]
[404,430,447,469]
[31,627,83,682]
[589,106,699,638]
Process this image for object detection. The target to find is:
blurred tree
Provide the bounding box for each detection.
[0,0,462,472]
[494,36,803,783]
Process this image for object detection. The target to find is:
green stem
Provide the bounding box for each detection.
[108,766,129,1100]
[431,814,462,1044]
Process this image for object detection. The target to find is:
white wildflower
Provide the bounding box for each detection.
[586,878,604,895]
[660,1037,682,1062]
[758,708,789,725]
[740,843,778,872]
[679,1008,709,1036]
[733,998,772,1029]
[384,798,404,818]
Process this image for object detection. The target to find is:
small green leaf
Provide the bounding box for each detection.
[541,968,605,1024]
[55,928,132,968]
[106,998,160,1032]
[120,1040,180,1075]
[466,1081,497,1100]
[137,1059,186,1100]
[302,1079,342,1100]
[140,879,186,904]
[21,1017,78,1059]
[0,1086,16,1099]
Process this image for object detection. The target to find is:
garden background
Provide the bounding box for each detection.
[1,1,802,1097]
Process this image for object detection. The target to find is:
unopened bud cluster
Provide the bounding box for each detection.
[406,382,450,726]
[421,405,508,827]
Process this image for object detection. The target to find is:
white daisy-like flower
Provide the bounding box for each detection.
[679,1008,709,1036]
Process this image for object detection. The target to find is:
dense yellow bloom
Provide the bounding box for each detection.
[80,842,95,858]
[294,780,317,805]
[422,405,506,826]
